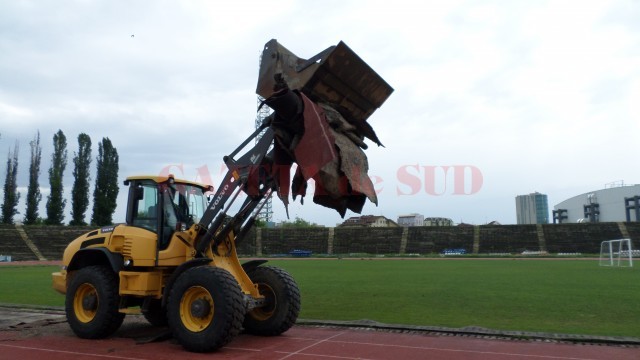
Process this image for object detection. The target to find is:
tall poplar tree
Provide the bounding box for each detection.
[24,131,42,224]
[46,130,67,225]
[1,142,20,224]
[91,138,119,226]
[70,133,92,225]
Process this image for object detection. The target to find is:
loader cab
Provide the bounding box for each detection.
[124,175,210,250]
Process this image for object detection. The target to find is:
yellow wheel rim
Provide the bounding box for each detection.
[73,283,98,323]
[250,283,276,321]
[180,286,214,332]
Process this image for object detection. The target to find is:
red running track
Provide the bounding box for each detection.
[1,324,639,360]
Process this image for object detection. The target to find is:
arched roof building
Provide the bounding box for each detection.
[552,184,640,223]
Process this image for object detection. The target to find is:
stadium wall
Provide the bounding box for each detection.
[1,223,640,261]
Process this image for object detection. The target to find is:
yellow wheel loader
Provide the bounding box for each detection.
[52,123,300,352]
[52,39,392,352]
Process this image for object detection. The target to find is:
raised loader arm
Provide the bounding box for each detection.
[192,120,276,256]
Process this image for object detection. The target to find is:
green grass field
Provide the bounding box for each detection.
[1,259,639,337]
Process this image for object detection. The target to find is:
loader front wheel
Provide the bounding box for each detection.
[243,266,300,336]
[167,266,245,352]
[65,265,125,339]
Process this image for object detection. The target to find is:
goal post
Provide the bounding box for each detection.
[599,239,633,267]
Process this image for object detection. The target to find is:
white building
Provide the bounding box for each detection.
[552,184,640,223]
[340,215,398,227]
[397,213,424,227]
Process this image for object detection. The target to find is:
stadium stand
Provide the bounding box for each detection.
[0,225,39,261]
[1,223,639,260]
[24,226,92,260]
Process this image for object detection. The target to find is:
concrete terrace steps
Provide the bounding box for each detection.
[14,224,46,261]
[0,223,639,260]
[0,224,92,262]
[0,225,39,261]
[24,226,91,261]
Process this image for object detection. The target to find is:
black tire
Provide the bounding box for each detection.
[243,265,300,336]
[143,299,168,327]
[167,266,245,352]
[65,265,125,339]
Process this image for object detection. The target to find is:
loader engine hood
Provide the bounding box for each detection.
[61,225,119,267]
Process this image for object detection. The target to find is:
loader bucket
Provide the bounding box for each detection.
[257,39,394,125]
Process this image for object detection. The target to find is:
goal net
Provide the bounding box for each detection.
[599,239,633,267]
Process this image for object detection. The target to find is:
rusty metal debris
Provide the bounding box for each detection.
[257,39,393,146]
[257,39,393,217]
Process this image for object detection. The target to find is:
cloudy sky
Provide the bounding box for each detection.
[1,0,639,226]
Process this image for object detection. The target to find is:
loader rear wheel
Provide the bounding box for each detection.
[243,266,300,336]
[167,266,245,352]
[65,265,125,339]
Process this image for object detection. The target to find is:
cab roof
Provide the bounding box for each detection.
[124,175,211,190]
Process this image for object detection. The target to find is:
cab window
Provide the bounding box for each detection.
[166,183,207,227]
[132,183,158,231]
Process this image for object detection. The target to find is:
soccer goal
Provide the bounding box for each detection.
[599,239,633,267]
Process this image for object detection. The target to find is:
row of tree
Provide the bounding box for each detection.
[0,130,120,226]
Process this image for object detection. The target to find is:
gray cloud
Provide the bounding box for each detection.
[1,0,639,226]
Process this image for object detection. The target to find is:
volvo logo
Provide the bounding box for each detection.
[212,184,229,208]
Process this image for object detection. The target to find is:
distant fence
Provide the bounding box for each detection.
[1,222,639,261]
